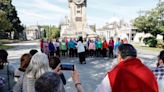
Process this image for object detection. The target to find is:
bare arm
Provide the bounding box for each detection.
[72,69,84,92]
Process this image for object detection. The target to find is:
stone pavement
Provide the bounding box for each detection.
[6,41,159,92]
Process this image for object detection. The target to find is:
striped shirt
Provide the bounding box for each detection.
[152,65,164,80]
[152,65,164,92]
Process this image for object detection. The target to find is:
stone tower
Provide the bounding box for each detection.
[68,0,87,36]
[60,0,96,38]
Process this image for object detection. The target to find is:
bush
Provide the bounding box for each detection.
[143,37,157,47]
[157,42,164,49]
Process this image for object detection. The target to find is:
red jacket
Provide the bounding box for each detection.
[103,41,108,49]
[108,58,158,92]
[40,40,44,49]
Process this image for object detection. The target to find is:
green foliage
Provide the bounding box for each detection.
[41,25,60,39]
[0,0,24,39]
[143,37,157,47]
[133,2,164,37]
[143,37,153,44]
[0,44,14,49]
[159,26,164,35]
[0,10,12,31]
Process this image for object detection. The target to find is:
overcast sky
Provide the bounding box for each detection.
[12,0,162,27]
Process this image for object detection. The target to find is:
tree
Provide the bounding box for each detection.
[0,10,12,32]
[0,0,24,39]
[133,2,164,38]
[42,25,60,39]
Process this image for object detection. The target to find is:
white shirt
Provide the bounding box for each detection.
[76,41,85,53]
[157,79,164,92]
[95,75,111,92]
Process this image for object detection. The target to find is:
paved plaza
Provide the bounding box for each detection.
[6,41,158,92]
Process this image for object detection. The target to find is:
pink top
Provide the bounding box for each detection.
[89,42,96,50]
[124,40,128,44]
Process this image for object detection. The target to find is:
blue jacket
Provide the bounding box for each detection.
[68,40,76,49]
[49,42,55,52]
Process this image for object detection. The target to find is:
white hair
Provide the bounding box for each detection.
[25,52,51,79]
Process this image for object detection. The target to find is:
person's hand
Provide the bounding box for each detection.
[53,64,61,74]
[72,67,80,84]
[72,67,84,92]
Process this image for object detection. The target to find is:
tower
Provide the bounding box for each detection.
[61,0,96,38]
[68,0,87,36]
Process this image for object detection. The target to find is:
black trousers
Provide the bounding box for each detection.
[74,49,78,57]
[50,51,54,56]
[56,47,60,57]
[97,48,102,57]
[102,48,107,57]
[109,46,114,57]
[69,48,74,57]
[61,50,66,56]
[90,49,94,57]
[79,52,85,63]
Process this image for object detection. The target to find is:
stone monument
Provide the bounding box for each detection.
[60,0,96,38]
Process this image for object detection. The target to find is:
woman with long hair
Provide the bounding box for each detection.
[76,37,86,64]
[22,52,51,92]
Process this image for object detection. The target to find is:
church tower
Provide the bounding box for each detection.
[68,0,87,36]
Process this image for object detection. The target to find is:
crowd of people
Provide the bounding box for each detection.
[40,37,129,64]
[0,49,84,92]
[0,37,163,92]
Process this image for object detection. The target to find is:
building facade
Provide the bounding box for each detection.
[25,25,44,40]
[96,17,134,42]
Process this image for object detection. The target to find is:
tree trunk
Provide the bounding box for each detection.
[9,31,12,39]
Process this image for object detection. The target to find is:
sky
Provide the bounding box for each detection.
[12,0,162,28]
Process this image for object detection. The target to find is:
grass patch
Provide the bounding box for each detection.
[0,44,14,49]
[0,39,19,44]
[133,44,163,52]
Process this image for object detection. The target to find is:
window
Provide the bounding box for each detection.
[76,17,82,21]
[77,5,81,8]
[77,11,80,13]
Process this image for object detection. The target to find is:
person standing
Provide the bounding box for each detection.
[68,38,76,57]
[43,40,49,56]
[73,38,78,57]
[40,39,44,52]
[60,39,67,57]
[76,37,86,64]
[114,37,121,57]
[14,53,31,81]
[123,38,128,44]
[108,37,114,58]
[88,40,96,57]
[54,38,60,57]
[95,44,158,92]
[22,53,51,92]
[96,39,102,57]
[49,56,66,85]
[102,39,108,57]
[152,50,164,92]
[0,49,15,92]
[83,38,88,57]
[48,40,55,57]
[95,37,99,57]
